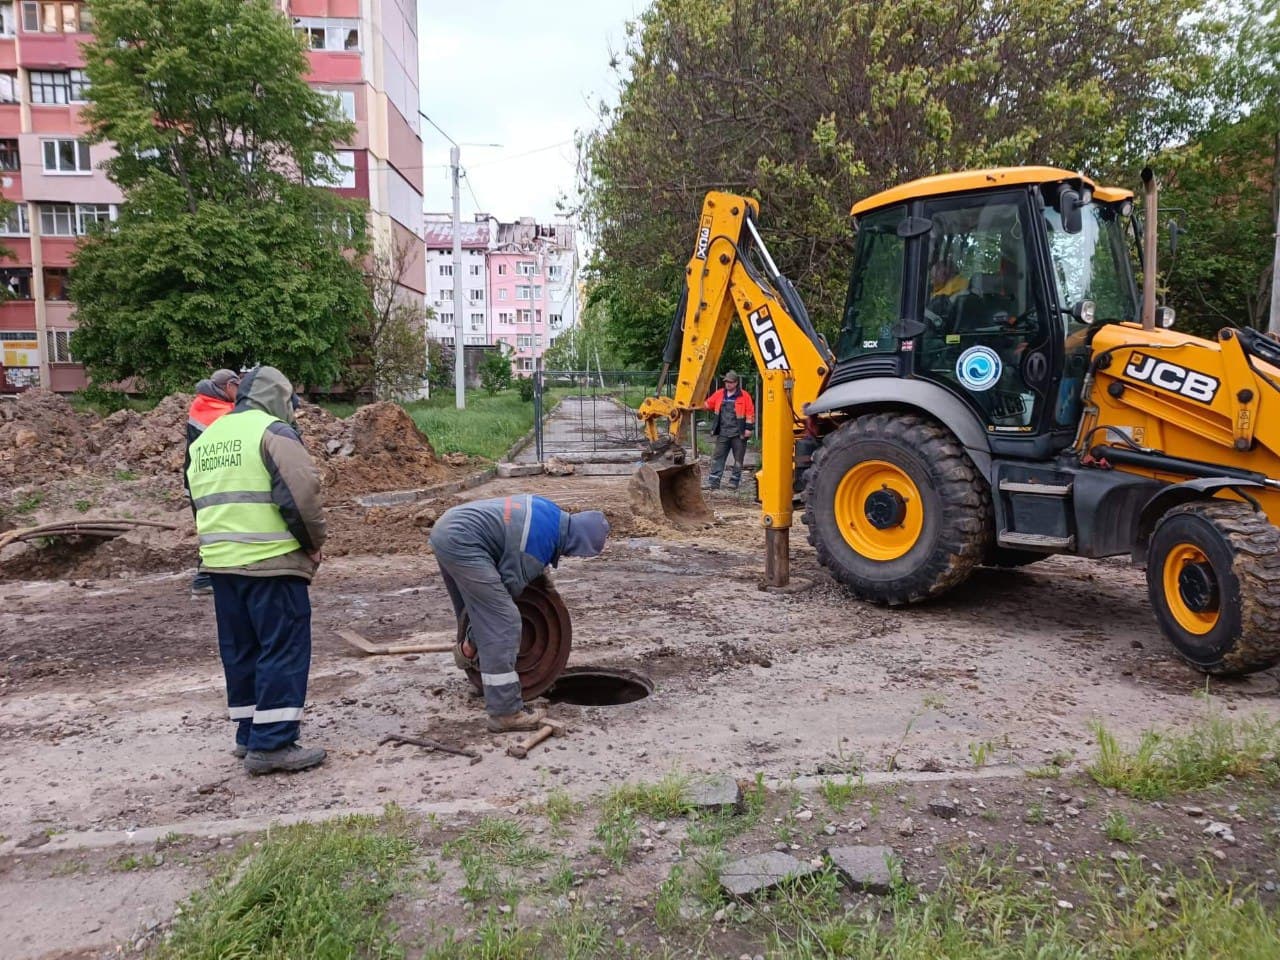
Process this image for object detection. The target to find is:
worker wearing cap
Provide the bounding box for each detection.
[429,496,609,732]
[185,369,240,596]
[703,370,755,491]
[186,366,328,775]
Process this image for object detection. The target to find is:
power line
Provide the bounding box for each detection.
[467,139,576,169]
[417,109,456,146]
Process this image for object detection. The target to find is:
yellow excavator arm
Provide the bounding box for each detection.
[637,192,834,584]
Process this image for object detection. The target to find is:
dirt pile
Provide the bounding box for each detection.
[0,390,95,485]
[92,393,192,476]
[296,400,444,498]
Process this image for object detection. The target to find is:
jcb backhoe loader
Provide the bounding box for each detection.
[636,167,1280,676]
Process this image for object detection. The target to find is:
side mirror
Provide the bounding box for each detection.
[1072,299,1096,324]
[1059,188,1083,234]
[1156,306,1176,329]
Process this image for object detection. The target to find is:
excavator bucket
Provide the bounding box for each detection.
[629,460,714,529]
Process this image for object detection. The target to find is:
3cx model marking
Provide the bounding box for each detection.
[1123,352,1220,404]
[694,215,713,260]
[748,305,789,370]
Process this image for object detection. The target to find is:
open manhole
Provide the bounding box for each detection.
[544,667,652,706]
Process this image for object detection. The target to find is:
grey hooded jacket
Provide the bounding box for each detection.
[197,366,327,581]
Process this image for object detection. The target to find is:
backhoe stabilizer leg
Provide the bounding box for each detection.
[758,369,796,587]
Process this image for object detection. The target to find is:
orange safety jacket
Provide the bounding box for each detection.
[704,387,756,436]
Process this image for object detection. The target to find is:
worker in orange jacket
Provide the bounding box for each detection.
[703,370,755,491]
[186,369,240,596]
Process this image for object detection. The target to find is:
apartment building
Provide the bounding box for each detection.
[423,214,578,374]
[423,215,492,348]
[0,0,425,394]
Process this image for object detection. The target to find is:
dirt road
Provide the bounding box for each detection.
[5,472,1276,857]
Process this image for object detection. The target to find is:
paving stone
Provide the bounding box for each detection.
[682,773,743,813]
[826,845,896,895]
[719,851,818,900]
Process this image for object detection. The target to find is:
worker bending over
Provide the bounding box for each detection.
[429,496,609,731]
[186,366,327,775]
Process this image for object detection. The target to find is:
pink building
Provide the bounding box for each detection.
[0,0,424,395]
[488,219,576,374]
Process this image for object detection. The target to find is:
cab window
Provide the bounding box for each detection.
[836,204,904,360]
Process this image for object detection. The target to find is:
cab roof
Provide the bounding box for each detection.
[850,166,1133,217]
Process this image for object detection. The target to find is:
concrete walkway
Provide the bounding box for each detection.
[515,395,644,473]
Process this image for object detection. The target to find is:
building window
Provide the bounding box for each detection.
[45,328,73,362]
[293,18,360,51]
[497,311,512,323]
[438,312,453,325]
[517,309,532,323]
[438,264,452,276]
[517,261,536,276]
[440,289,453,301]
[323,89,356,121]
[516,285,531,300]
[314,150,355,188]
[520,358,533,371]
[30,69,88,105]
[498,288,507,301]
[469,312,484,329]
[497,263,508,275]
[548,265,564,280]
[0,266,32,298]
[439,337,454,347]
[0,72,16,104]
[22,1,91,33]
[0,138,18,171]
[39,202,74,235]
[0,203,27,235]
[465,335,485,346]
[549,313,563,329]
[517,335,533,348]
[469,288,484,302]
[41,138,91,174]
[468,263,482,275]
[43,266,69,300]
[0,3,14,36]
[76,203,115,233]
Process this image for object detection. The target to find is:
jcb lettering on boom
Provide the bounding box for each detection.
[1123,352,1220,404]
[748,306,789,370]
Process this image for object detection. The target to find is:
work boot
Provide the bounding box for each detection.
[486,707,546,733]
[232,744,247,759]
[243,742,327,775]
[190,572,213,597]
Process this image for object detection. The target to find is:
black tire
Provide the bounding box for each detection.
[1146,501,1280,676]
[802,412,992,605]
[986,547,1048,569]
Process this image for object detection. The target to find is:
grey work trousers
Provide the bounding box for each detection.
[433,552,524,717]
[708,434,747,489]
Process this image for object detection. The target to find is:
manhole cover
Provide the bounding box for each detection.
[544,667,652,706]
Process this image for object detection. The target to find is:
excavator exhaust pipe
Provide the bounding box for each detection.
[629,460,714,530]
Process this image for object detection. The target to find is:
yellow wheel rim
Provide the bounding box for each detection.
[1162,543,1221,635]
[834,459,923,561]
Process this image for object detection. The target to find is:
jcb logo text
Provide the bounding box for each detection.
[1123,353,1219,404]
[748,306,789,370]
[694,215,713,260]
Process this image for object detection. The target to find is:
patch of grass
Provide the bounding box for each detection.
[73,498,92,513]
[444,817,550,869]
[1089,711,1280,800]
[113,469,139,482]
[155,810,415,960]
[542,787,583,830]
[819,774,862,812]
[1024,801,1048,825]
[1103,810,1139,844]
[110,852,160,872]
[594,806,638,869]
[969,740,997,768]
[423,911,611,960]
[601,774,693,820]
[547,859,576,895]
[1026,765,1063,779]
[14,491,43,514]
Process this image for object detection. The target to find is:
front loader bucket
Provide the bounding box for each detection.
[629,461,714,530]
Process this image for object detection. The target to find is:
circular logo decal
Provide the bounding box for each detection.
[956,346,1002,392]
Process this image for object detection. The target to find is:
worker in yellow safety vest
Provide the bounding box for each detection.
[186,365,327,776]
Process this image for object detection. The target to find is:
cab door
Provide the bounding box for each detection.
[913,189,1061,446]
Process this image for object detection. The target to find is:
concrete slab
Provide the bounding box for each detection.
[496,462,544,479]
[682,773,744,813]
[719,851,818,899]
[825,845,896,894]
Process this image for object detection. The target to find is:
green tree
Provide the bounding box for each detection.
[349,239,429,401]
[581,0,1223,365]
[69,0,369,396]
[479,346,514,395]
[541,286,625,371]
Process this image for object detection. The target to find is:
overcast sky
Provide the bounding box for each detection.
[417,0,645,223]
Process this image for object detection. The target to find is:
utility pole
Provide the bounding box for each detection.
[450,145,466,408]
